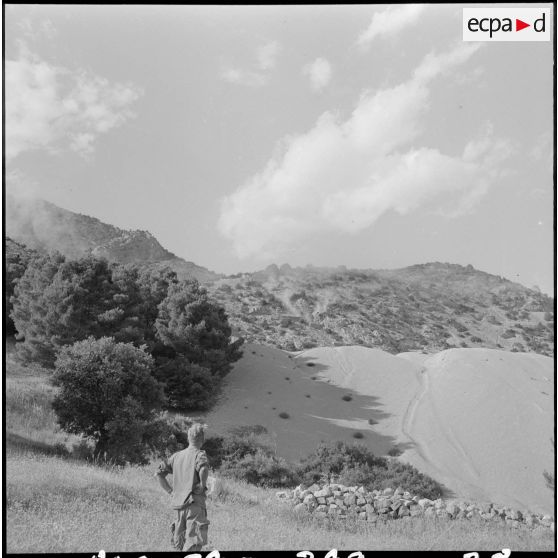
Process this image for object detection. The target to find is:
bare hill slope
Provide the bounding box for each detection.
[205,343,554,515]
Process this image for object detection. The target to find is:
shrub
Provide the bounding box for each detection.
[353,432,364,439]
[220,450,298,488]
[278,412,290,419]
[52,337,165,464]
[297,441,443,499]
[342,394,353,402]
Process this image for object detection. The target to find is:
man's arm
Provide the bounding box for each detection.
[198,464,209,492]
[155,471,173,495]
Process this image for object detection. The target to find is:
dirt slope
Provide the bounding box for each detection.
[205,343,554,515]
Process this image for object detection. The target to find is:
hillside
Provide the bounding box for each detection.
[5,195,219,283]
[208,263,554,357]
[5,342,555,552]
[204,343,555,516]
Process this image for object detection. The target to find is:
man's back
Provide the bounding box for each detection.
[165,446,208,510]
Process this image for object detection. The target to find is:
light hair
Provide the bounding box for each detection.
[187,423,206,446]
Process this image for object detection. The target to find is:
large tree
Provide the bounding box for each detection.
[52,337,165,463]
[154,279,243,409]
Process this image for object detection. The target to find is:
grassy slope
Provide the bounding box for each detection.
[5,347,555,553]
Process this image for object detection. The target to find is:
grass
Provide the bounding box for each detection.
[6,452,555,552]
[5,344,555,553]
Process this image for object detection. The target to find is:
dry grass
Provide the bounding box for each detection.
[6,453,555,553]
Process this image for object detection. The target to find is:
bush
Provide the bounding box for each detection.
[342,394,353,402]
[278,412,290,419]
[52,337,165,464]
[220,450,298,488]
[297,441,443,499]
[353,432,364,439]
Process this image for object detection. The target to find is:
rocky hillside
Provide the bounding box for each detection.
[208,263,554,356]
[5,195,219,283]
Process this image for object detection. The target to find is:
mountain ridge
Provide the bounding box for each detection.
[6,195,219,283]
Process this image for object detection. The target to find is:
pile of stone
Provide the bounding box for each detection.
[275,483,555,531]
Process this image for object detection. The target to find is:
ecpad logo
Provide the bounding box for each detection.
[463,8,550,41]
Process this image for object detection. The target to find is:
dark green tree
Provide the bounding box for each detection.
[11,255,117,366]
[154,279,243,409]
[5,238,37,336]
[52,337,165,463]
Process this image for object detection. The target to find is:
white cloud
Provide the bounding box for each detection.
[5,46,142,161]
[218,43,510,260]
[220,67,268,88]
[221,40,281,87]
[357,5,426,48]
[303,58,332,92]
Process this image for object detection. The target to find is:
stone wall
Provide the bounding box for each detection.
[276,483,555,531]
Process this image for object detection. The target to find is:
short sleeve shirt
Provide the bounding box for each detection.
[159,447,208,509]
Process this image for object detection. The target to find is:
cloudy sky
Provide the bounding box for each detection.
[5,4,554,293]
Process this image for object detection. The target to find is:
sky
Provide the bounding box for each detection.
[4,4,555,294]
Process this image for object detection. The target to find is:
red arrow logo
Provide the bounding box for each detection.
[516,18,530,31]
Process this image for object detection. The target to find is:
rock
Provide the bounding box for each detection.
[315,511,327,518]
[334,498,345,508]
[436,510,451,519]
[356,497,366,506]
[314,487,332,498]
[433,499,444,509]
[299,490,312,499]
[410,507,423,517]
[478,502,493,514]
[344,493,357,506]
[445,503,457,517]
[418,498,432,508]
[326,496,335,504]
[367,512,378,522]
[303,494,316,504]
[316,505,328,512]
[424,507,436,517]
[307,483,321,493]
[383,487,394,496]
[398,506,410,517]
[507,509,522,521]
[390,500,402,511]
[294,503,307,513]
[358,512,367,520]
[317,497,326,505]
[394,486,404,496]
[357,486,366,494]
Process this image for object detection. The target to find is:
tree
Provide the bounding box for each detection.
[107,263,177,350]
[155,279,243,375]
[11,251,66,364]
[12,255,117,366]
[5,238,37,336]
[154,279,243,408]
[52,337,165,463]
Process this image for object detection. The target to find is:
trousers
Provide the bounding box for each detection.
[171,497,209,551]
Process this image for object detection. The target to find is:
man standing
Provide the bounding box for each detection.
[156,423,210,551]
